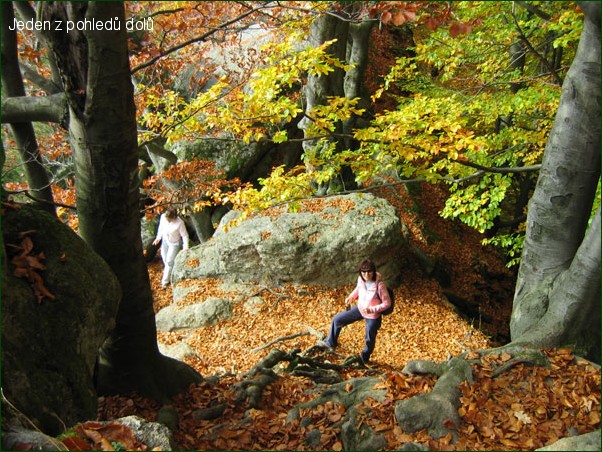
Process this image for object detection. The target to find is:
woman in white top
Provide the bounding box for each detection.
[153,208,189,288]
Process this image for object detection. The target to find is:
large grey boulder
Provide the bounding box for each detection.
[172,193,405,287]
[2,205,120,436]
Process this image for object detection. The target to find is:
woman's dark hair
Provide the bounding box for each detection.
[358,259,377,280]
[165,208,178,220]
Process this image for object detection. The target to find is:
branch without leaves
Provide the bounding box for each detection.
[250,327,325,353]
[131,1,276,74]
[1,93,68,125]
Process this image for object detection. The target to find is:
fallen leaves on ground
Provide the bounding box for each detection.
[95,184,599,450]
[97,260,601,451]
[150,261,490,376]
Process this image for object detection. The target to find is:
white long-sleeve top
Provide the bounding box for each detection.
[155,214,189,249]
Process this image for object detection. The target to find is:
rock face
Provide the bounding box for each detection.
[1,205,120,436]
[172,193,405,287]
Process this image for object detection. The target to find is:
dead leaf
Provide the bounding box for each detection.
[61,436,92,450]
[514,410,532,424]
[9,232,55,303]
[391,12,407,26]
[500,352,512,362]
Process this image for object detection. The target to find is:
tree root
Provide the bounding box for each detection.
[250,327,325,353]
[395,344,550,441]
[395,358,472,440]
[247,286,290,301]
[469,344,549,377]
[235,349,288,408]
[234,348,376,408]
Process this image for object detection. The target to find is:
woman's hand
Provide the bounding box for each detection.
[152,238,160,246]
[344,297,352,310]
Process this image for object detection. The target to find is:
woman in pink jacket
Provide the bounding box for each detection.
[318,259,391,363]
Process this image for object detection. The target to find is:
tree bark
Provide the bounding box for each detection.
[510,2,600,361]
[342,20,373,148]
[38,2,201,401]
[298,8,364,194]
[1,2,55,214]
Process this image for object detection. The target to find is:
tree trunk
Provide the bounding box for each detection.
[38,2,201,400]
[1,2,55,214]
[510,2,600,361]
[342,20,373,149]
[298,8,368,194]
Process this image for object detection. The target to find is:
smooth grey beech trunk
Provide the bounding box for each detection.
[298,6,371,194]
[1,2,55,214]
[510,2,600,361]
[37,2,201,400]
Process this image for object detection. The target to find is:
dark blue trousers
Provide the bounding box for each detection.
[325,306,382,362]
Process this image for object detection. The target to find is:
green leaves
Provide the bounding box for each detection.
[441,174,511,233]
[134,2,579,266]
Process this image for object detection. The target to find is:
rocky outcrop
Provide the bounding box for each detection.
[172,193,405,287]
[2,205,120,436]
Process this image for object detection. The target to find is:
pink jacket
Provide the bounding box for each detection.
[349,272,391,319]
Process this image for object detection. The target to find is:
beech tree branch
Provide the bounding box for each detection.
[510,6,563,86]
[1,94,68,125]
[451,159,542,175]
[20,62,63,95]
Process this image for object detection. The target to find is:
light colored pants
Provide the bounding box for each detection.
[161,240,181,286]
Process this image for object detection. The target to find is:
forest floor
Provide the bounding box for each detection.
[97,184,601,450]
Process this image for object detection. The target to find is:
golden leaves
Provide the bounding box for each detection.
[143,159,243,218]
[455,349,601,450]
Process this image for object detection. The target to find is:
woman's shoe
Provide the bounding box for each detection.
[316,340,334,350]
